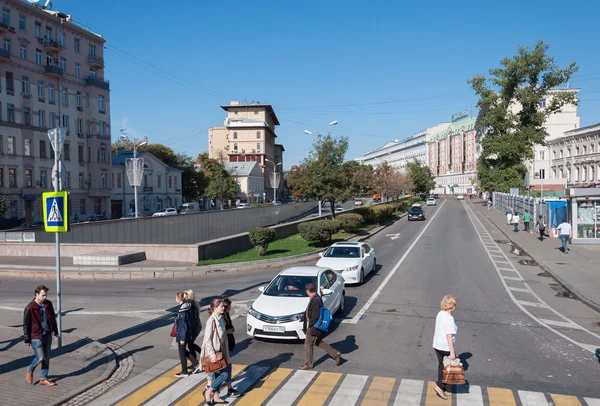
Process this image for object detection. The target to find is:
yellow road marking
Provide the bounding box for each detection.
[174,364,247,406]
[487,387,517,406]
[425,382,449,406]
[551,394,582,406]
[235,368,292,406]
[361,376,396,405]
[116,365,181,406]
[297,372,342,406]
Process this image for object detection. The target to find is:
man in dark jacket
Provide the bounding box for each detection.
[299,283,341,370]
[23,285,59,386]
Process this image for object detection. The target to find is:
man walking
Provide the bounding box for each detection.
[23,285,59,386]
[523,210,532,233]
[537,215,547,241]
[512,211,520,232]
[299,283,341,370]
[557,218,572,253]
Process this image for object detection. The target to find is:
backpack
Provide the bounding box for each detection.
[314,300,332,332]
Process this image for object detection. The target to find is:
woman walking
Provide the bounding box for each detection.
[185,289,202,360]
[222,298,240,397]
[174,292,200,377]
[536,215,546,241]
[432,295,458,400]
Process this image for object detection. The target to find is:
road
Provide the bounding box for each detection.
[1,198,599,404]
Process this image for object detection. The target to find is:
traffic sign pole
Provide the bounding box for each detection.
[53,129,62,349]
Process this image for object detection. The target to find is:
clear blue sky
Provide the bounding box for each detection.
[55,0,600,169]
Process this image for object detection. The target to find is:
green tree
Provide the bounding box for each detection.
[0,194,6,217]
[344,161,374,195]
[406,159,435,194]
[469,41,578,193]
[286,134,352,218]
[195,153,238,209]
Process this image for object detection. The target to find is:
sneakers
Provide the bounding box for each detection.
[175,372,189,378]
[227,388,241,397]
[192,364,203,374]
[26,370,33,385]
[39,379,56,387]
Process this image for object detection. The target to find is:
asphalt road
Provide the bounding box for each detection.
[1,198,599,398]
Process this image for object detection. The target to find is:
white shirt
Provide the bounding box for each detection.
[512,215,520,223]
[557,222,572,236]
[433,310,457,351]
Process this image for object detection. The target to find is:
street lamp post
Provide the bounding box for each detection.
[304,120,338,216]
[265,159,282,204]
[120,134,147,218]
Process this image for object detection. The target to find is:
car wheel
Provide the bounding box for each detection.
[337,292,345,314]
[372,258,376,273]
[360,268,365,285]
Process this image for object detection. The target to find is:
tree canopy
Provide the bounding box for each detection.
[194,153,238,208]
[0,194,6,216]
[372,162,412,201]
[406,159,435,194]
[468,40,578,192]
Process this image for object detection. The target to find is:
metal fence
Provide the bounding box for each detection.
[30,202,318,245]
[493,192,566,229]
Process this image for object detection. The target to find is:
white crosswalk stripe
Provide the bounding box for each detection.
[519,390,550,405]
[265,369,317,406]
[145,371,208,406]
[456,385,484,406]
[585,398,600,406]
[328,374,368,406]
[393,379,423,406]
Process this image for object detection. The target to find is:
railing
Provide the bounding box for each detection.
[0,48,10,59]
[45,65,64,76]
[88,56,104,66]
[85,77,110,90]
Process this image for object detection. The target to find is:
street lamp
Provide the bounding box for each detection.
[265,158,282,205]
[304,120,339,216]
[120,134,147,218]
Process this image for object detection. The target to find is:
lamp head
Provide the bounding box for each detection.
[303,130,312,135]
[329,120,338,126]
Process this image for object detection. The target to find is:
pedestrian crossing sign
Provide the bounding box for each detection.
[42,191,70,232]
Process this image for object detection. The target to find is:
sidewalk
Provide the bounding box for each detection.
[470,199,600,313]
[0,327,116,406]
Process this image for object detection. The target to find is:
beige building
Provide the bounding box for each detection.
[224,161,265,203]
[0,0,110,223]
[208,101,283,201]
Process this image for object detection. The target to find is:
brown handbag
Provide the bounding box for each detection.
[201,320,228,374]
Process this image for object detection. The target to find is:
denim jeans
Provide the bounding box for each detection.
[208,363,231,391]
[29,334,52,380]
[513,223,519,232]
[560,235,569,252]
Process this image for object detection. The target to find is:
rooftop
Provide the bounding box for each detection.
[221,101,280,126]
[223,161,260,177]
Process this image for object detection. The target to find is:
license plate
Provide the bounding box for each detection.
[263,325,285,333]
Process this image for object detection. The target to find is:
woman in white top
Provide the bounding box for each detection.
[432,295,457,400]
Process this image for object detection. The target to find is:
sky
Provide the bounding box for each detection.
[46,0,600,169]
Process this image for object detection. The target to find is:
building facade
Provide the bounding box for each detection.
[428,111,478,195]
[111,149,182,218]
[224,161,265,203]
[208,101,283,201]
[0,0,110,223]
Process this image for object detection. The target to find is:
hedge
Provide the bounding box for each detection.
[336,213,364,233]
[248,227,276,256]
[298,220,341,246]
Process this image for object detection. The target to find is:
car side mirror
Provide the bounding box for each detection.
[321,288,333,296]
[258,286,265,293]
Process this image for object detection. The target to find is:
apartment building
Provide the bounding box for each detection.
[208,101,283,201]
[0,0,110,223]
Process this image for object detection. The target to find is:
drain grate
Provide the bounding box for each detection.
[537,271,551,277]
[519,259,538,266]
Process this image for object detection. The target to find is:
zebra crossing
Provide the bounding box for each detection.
[87,360,599,406]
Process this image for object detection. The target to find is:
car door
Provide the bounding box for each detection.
[318,271,334,311]
[362,245,372,274]
[325,270,341,311]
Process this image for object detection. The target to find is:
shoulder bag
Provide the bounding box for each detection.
[201,319,228,374]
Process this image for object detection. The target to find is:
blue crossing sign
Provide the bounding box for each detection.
[42,191,70,232]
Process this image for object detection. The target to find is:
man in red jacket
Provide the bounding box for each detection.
[23,285,59,386]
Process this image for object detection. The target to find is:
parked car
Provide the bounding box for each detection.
[433,193,439,199]
[152,208,178,217]
[85,214,107,222]
[407,206,426,221]
[246,266,345,340]
[316,242,376,285]
[426,198,436,206]
[180,202,200,214]
[273,200,282,205]
[236,203,251,209]
[334,205,344,213]
[457,194,464,200]
[354,199,363,207]
[119,213,146,220]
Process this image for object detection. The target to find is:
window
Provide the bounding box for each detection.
[40,140,46,158]
[59,57,66,72]
[0,168,3,188]
[567,147,571,157]
[37,80,44,98]
[24,138,31,156]
[35,21,41,38]
[7,103,15,123]
[116,173,121,188]
[61,87,68,104]
[46,52,52,65]
[539,169,545,180]
[257,131,261,139]
[6,71,13,91]
[22,76,29,94]
[3,38,11,54]
[89,44,96,58]
[233,143,238,152]
[233,131,238,139]
[552,149,556,159]
[35,49,42,64]
[576,146,580,156]
[63,143,70,160]
[101,172,107,188]
[19,14,26,30]
[79,198,86,214]
[100,147,107,162]
[38,111,45,127]
[48,84,54,101]
[78,172,84,188]
[99,121,105,136]
[539,98,546,108]
[174,177,178,188]
[560,149,564,158]
[77,118,83,134]
[2,8,10,25]
[143,174,148,187]
[76,92,81,107]
[74,38,80,53]
[9,168,16,187]
[62,114,69,128]
[39,169,47,188]
[75,63,80,77]
[45,27,51,41]
[59,31,65,46]
[583,145,587,155]
[25,169,33,187]
[8,136,15,154]
[49,112,55,128]
[157,175,161,188]
[19,44,27,60]
[168,176,172,188]
[89,68,96,79]
[98,95,105,111]
[256,143,261,152]
[23,107,30,125]
[65,171,71,188]
[78,145,84,162]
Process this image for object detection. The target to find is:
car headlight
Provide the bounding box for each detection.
[248,307,261,319]
[344,265,359,272]
[291,312,304,321]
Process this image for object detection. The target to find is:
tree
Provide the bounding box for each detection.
[195,153,238,209]
[468,41,578,193]
[286,134,352,218]
[373,162,414,201]
[344,161,374,195]
[406,159,435,194]
[0,194,6,217]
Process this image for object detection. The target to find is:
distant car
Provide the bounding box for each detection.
[119,213,146,220]
[407,206,425,221]
[10,221,44,230]
[246,266,345,340]
[426,198,436,206]
[236,203,251,209]
[180,202,200,214]
[334,205,344,213]
[85,214,107,222]
[354,199,363,207]
[411,203,421,208]
[316,242,376,285]
[457,194,464,200]
[152,208,178,217]
[273,200,282,206]
[433,193,439,199]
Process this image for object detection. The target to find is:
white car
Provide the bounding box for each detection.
[236,203,251,209]
[246,266,345,340]
[152,208,178,217]
[426,198,436,206]
[457,194,464,200]
[334,205,344,213]
[316,242,376,285]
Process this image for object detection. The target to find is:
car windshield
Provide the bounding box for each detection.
[409,208,423,214]
[263,275,317,297]
[324,246,360,258]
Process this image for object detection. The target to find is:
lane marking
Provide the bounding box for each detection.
[502,276,523,281]
[328,374,369,406]
[361,376,395,405]
[508,287,530,293]
[145,370,208,406]
[116,364,181,406]
[517,300,547,308]
[343,200,447,324]
[584,398,600,406]
[266,369,317,406]
[487,387,517,406]
[538,318,583,330]
[393,379,423,406]
[456,385,484,406]
[550,394,583,406]
[518,390,549,405]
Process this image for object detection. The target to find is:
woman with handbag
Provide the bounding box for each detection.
[432,295,458,400]
[201,299,238,405]
[174,292,200,377]
[185,289,202,359]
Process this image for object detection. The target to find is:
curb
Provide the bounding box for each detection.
[50,338,117,406]
[469,201,600,315]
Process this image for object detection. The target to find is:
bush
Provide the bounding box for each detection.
[298,220,341,246]
[248,228,276,256]
[337,213,364,233]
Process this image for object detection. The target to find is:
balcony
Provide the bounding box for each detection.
[44,64,64,78]
[0,47,10,63]
[85,77,110,91]
[38,38,61,52]
[88,56,104,68]
[0,23,15,33]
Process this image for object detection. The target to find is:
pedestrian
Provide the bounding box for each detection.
[487,198,492,211]
[185,289,202,361]
[556,218,572,254]
[23,285,60,386]
[512,211,520,232]
[299,283,341,370]
[505,206,513,225]
[536,215,546,241]
[523,210,531,233]
[222,298,241,397]
[432,295,458,400]
[201,299,237,405]
[174,291,200,377]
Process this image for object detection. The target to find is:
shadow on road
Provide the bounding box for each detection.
[458,352,472,371]
[314,334,358,367]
